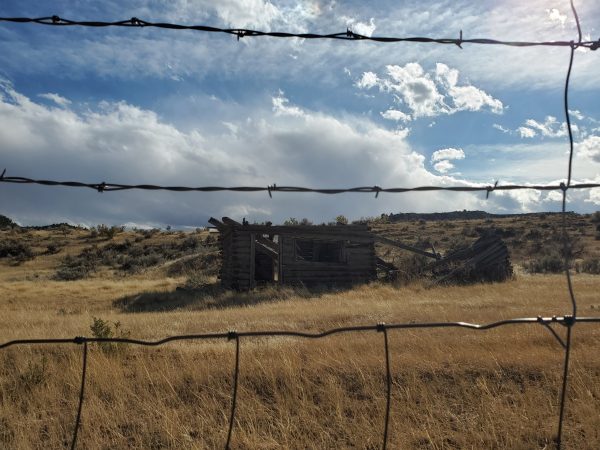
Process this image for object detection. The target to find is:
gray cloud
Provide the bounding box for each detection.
[0,82,485,226]
[1,81,598,228]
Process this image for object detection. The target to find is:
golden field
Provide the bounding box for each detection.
[1,218,599,449]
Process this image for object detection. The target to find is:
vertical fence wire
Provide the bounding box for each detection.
[378,324,392,450]
[556,1,584,446]
[70,341,88,450]
[225,333,240,450]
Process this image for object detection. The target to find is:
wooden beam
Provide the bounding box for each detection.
[376,257,397,271]
[256,236,278,253]
[222,217,242,226]
[255,241,278,260]
[208,217,225,230]
[374,235,439,259]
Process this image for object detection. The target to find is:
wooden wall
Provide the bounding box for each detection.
[279,235,375,285]
[217,224,376,290]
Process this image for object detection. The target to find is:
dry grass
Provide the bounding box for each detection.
[1,223,600,449]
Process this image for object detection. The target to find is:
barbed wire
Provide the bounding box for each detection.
[0,15,599,50]
[1,173,599,198]
[1,316,600,449]
[1,0,599,449]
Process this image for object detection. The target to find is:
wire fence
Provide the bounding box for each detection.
[2,317,600,450]
[1,0,600,448]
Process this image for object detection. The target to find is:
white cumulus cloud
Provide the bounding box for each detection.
[431,147,465,162]
[433,160,454,173]
[577,135,600,162]
[380,109,411,122]
[356,71,379,89]
[357,62,503,122]
[524,116,569,138]
[431,147,465,174]
[518,127,537,138]
[435,63,504,114]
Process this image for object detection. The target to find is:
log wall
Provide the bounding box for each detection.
[217,223,376,290]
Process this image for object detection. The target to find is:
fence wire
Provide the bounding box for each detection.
[0,14,599,50]
[1,317,600,449]
[1,0,600,448]
[1,174,599,198]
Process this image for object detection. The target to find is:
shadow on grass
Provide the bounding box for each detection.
[112,282,356,313]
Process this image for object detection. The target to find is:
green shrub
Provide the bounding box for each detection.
[90,317,130,354]
[0,239,34,264]
[141,228,160,239]
[524,229,543,240]
[180,236,200,251]
[577,258,600,274]
[45,243,61,255]
[18,357,48,391]
[524,253,565,274]
[335,215,348,225]
[97,224,123,240]
[54,264,92,281]
[54,253,96,280]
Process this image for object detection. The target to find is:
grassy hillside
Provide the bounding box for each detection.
[0,214,599,448]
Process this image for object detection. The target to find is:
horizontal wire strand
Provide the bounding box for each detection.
[1,174,599,196]
[1,316,599,350]
[0,16,599,50]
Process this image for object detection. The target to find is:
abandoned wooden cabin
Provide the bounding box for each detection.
[209,217,376,290]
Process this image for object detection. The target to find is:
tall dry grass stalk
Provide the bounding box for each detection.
[1,274,599,448]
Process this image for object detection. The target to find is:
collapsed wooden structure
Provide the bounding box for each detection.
[430,232,513,284]
[209,217,377,290]
[209,217,513,290]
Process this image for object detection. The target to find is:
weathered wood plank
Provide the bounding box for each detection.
[374,235,439,259]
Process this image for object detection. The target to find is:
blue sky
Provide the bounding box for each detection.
[0,0,599,227]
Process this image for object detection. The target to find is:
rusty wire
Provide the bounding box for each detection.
[0,15,599,50]
[1,0,599,449]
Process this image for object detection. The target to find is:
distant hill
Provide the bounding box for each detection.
[24,223,83,231]
[0,214,85,231]
[385,210,570,222]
